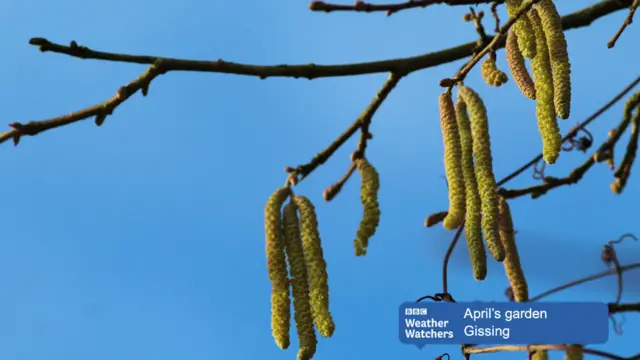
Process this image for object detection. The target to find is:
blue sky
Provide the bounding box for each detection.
[0,1,639,359]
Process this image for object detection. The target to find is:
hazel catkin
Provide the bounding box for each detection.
[481,57,509,87]
[439,92,466,231]
[458,85,505,262]
[498,196,528,301]
[529,9,562,165]
[455,97,487,281]
[265,187,292,349]
[505,30,536,100]
[536,0,572,119]
[505,0,537,59]
[282,202,317,360]
[294,195,335,338]
[354,157,381,256]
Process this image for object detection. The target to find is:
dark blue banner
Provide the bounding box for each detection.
[399,302,608,347]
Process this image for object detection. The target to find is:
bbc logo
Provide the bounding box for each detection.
[405,308,428,316]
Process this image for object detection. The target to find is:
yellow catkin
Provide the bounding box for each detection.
[529,9,562,165]
[455,96,487,280]
[536,0,572,119]
[282,202,317,360]
[565,345,584,360]
[532,350,549,360]
[505,0,537,59]
[439,92,467,231]
[294,195,335,338]
[455,97,487,281]
[498,197,528,301]
[481,57,509,87]
[505,30,536,100]
[354,158,381,256]
[265,187,292,350]
[458,86,505,262]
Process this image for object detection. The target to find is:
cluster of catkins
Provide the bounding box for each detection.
[441,87,584,359]
[440,86,529,290]
[440,86,505,281]
[482,0,572,165]
[264,189,335,360]
[263,157,381,358]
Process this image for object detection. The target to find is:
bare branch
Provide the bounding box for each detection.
[5,0,630,150]
[287,72,402,184]
[308,0,502,16]
[529,262,640,302]
[26,0,633,79]
[607,0,640,48]
[466,345,639,360]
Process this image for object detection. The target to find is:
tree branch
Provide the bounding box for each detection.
[607,0,640,48]
[465,345,640,360]
[287,72,403,183]
[4,0,631,150]
[308,0,503,16]
[529,262,640,302]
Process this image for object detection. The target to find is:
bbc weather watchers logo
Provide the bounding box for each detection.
[405,307,428,316]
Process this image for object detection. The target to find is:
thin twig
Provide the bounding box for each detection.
[443,0,541,87]
[308,0,504,16]
[442,225,464,294]
[529,262,640,302]
[354,72,403,160]
[490,2,501,32]
[607,0,640,48]
[323,162,358,201]
[293,72,403,183]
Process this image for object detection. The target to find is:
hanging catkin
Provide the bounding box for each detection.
[439,92,466,230]
[536,0,572,119]
[294,195,335,338]
[455,96,487,280]
[505,30,536,100]
[498,197,528,301]
[505,0,537,59]
[265,187,292,349]
[354,158,381,256]
[458,86,505,262]
[529,9,562,165]
[282,202,317,360]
